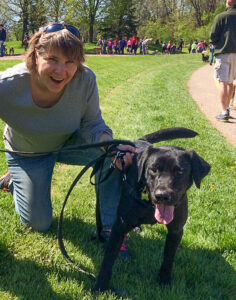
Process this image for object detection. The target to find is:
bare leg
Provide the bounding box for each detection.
[219,82,234,111]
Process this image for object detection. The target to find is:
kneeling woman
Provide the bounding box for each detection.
[0,23,135,255]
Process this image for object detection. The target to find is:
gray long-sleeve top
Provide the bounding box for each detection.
[0,63,112,154]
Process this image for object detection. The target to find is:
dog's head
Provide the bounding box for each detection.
[137,145,210,225]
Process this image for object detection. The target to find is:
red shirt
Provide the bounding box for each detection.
[131,36,138,45]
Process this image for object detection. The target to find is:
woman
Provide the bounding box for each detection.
[0,23,135,255]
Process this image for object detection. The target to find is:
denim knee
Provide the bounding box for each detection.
[20,211,52,232]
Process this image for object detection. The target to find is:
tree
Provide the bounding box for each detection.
[1,0,47,41]
[45,0,67,22]
[99,0,138,38]
[66,0,106,42]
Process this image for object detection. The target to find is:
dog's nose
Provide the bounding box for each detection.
[155,190,171,203]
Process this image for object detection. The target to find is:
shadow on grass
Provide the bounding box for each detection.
[1,215,235,299]
[49,216,236,299]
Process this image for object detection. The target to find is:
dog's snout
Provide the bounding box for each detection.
[155,190,172,203]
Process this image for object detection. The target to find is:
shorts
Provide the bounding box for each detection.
[214,53,236,84]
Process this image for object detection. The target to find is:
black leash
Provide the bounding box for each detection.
[0,139,134,155]
[57,145,131,281]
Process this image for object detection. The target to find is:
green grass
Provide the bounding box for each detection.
[0,54,235,300]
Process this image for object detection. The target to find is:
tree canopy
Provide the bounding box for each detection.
[0,0,226,43]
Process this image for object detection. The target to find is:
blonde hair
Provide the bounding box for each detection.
[25,28,85,73]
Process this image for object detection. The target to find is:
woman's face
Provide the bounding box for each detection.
[35,50,78,95]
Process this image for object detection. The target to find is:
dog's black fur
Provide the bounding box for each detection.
[202,53,209,62]
[9,47,14,55]
[94,128,210,292]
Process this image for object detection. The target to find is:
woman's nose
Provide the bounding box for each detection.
[54,62,66,74]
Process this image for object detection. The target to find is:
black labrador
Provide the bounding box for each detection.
[94,128,210,292]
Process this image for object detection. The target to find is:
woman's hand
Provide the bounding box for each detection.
[112,145,137,170]
[99,133,136,170]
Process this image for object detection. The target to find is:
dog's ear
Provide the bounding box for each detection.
[137,147,151,185]
[188,150,211,188]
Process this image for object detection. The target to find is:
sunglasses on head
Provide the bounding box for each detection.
[44,23,80,38]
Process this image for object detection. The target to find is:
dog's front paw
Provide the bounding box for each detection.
[93,285,128,298]
[157,269,171,286]
[93,282,109,293]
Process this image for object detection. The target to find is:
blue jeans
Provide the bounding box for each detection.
[0,41,4,56]
[210,51,214,64]
[6,134,122,232]
[142,44,146,55]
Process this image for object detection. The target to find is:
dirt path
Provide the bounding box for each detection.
[187,64,236,148]
[0,54,25,60]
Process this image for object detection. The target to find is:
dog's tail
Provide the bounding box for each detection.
[140,127,198,144]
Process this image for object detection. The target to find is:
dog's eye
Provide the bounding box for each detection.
[150,165,162,173]
[175,167,184,175]
[149,168,156,174]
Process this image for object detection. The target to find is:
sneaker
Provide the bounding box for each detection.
[0,171,10,192]
[101,231,131,260]
[226,107,233,119]
[216,112,229,121]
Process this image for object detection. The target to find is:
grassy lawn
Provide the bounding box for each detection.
[0,54,235,300]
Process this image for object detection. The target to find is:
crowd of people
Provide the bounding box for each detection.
[96,34,154,55]
[160,39,183,54]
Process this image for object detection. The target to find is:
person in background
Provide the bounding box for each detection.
[171,42,177,54]
[167,41,171,54]
[102,38,107,54]
[0,23,6,57]
[178,38,184,51]
[114,35,120,54]
[209,43,215,65]
[139,39,143,54]
[0,23,136,259]
[187,42,192,54]
[197,41,204,53]
[97,34,103,54]
[131,33,138,55]
[127,38,132,54]
[191,41,197,53]
[119,37,127,55]
[142,37,152,55]
[23,31,30,51]
[210,0,236,121]
[162,41,167,53]
[107,38,114,54]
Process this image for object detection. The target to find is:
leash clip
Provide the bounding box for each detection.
[109,151,127,181]
[122,173,127,181]
[110,151,121,169]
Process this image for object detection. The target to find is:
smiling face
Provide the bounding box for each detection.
[35,50,78,95]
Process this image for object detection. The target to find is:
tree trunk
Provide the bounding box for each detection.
[22,0,30,44]
[89,20,94,42]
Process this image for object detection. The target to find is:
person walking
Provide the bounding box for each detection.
[209,43,215,65]
[142,37,152,55]
[131,33,138,55]
[210,0,236,121]
[191,41,197,53]
[0,23,6,57]
[0,23,136,258]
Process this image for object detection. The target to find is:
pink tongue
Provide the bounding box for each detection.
[155,204,174,225]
